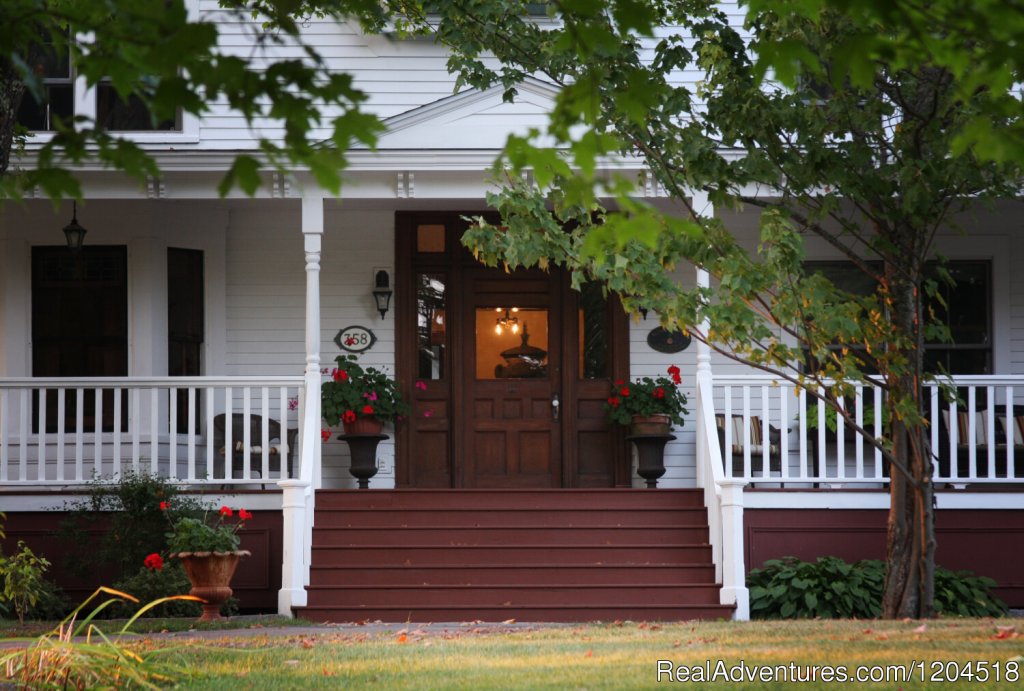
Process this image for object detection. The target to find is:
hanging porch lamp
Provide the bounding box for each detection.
[62,201,88,251]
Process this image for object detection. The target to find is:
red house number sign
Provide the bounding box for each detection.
[334,325,377,353]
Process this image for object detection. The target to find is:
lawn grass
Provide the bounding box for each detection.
[0,614,309,639]
[141,617,1022,689]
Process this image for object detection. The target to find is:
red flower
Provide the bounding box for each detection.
[607,396,620,407]
[159,501,170,512]
[342,410,357,424]
[219,506,233,517]
[144,553,163,571]
[332,369,349,382]
[620,386,631,397]
[653,387,666,399]
[667,365,682,385]
[361,404,375,415]
[239,509,253,521]
[321,428,331,442]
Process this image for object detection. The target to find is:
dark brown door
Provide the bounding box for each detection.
[396,211,629,488]
[462,269,562,487]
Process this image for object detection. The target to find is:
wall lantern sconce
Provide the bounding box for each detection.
[62,201,88,251]
[373,269,393,319]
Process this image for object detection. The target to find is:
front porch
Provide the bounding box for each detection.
[2,373,1022,619]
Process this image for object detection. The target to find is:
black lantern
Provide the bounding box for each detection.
[62,201,88,251]
[373,270,393,319]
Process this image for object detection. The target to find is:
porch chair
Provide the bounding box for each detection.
[937,406,1024,481]
[715,413,783,479]
[212,413,298,488]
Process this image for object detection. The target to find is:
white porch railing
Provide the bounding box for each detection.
[0,376,306,486]
[712,375,1024,486]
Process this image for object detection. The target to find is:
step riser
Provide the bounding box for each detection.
[304,585,723,607]
[311,545,713,567]
[309,566,717,587]
[314,489,707,510]
[313,526,709,546]
[316,508,710,528]
[299,606,734,623]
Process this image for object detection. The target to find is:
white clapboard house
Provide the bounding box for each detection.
[1,3,1021,621]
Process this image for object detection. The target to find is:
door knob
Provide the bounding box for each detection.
[551,393,560,422]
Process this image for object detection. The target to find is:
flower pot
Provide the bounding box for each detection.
[174,550,251,621]
[343,415,384,435]
[629,414,671,436]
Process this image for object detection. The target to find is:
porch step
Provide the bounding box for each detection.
[298,489,731,623]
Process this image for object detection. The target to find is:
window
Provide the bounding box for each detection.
[97,79,180,131]
[32,246,128,432]
[16,32,73,131]
[168,248,204,431]
[805,260,992,375]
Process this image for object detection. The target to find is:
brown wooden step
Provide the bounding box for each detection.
[313,488,707,510]
[298,604,735,623]
[310,543,714,567]
[308,564,717,587]
[303,584,723,608]
[312,525,709,546]
[314,507,710,528]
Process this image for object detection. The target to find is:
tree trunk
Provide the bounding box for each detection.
[0,57,26,178]
[881,260,936,618]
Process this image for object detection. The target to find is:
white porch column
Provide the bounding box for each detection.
[278,192,324,615]
[719,479,750,620]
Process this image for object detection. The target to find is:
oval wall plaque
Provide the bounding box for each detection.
[647,327,691,354]
[335,325,378,353]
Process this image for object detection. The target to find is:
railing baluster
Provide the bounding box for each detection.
[854,384,864,480]
[131,388,141,474]
[243,387,252,481]
[113,388,122,479]
[94,388,103,478]
[187,386,196,482]
[798,387,807,480]
[723,386,733,478]
[742,386,751,478]
[149,387,159,476]
[261,387,271,480]
[816,387,826,481]
[1008,386,1017,480]
[168,386,178,481]
[19,389,29,482]
[779,385,789,481]
[224,387,233,481]
[37,388,47,482]
[205,387,215,481]
[760,385,769,478]
[929,385,939,479]
[836,392,846,482]
[75,388,84,481]
[1,389,8,482]
[986,385,996,479]
[968,386,977,481]
[279,386,289,479]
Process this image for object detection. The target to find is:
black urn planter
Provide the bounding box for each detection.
[338,433,388,489]
[626,433,676,488]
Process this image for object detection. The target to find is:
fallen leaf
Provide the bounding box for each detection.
[302,639,316,649]
[584,650,593,658]
[503,618,517,625]
[397,633,408,643]
[913,624,927,633]
[322,668,333,677]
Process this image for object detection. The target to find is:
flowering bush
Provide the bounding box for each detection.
[605,365,689,427]
[162,503,252,554]
[321,354,409,426]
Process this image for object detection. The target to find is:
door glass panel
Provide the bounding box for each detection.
[476,307,549,379]
[417,273,446,380]
[578,281,608,379]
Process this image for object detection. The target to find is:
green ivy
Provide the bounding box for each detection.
[748,556,1007,619]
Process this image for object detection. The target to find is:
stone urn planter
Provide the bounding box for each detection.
[174,550,250,621]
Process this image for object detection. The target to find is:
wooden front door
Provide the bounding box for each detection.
[463,269,562,487]
[396,212,629,488]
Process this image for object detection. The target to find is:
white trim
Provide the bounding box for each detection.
[745,490,1024,510]
[0,491,284,512]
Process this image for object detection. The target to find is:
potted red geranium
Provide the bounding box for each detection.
[605,365,689,435]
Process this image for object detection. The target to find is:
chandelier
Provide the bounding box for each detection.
[494,307,520,335]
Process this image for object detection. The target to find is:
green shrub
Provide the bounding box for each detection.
[748,556,1007,619]
[0,541,55,624]
[59,472,203,581]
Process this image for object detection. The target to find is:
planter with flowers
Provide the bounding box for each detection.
[161,502,252,620]
[321,354,409,487]
[605,365,689,487]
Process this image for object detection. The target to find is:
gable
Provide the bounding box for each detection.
[375,77,560,150]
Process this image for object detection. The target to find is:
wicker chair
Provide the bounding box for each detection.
[212,413,298,487]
